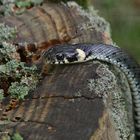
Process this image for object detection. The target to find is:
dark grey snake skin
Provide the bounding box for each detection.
[43,43,140,139]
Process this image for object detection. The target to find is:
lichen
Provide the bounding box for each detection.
[67,1,111,35]
[8,75,38,99]
[11,132,23,140]
[87,63,116,98]
[0,24,17,41]
[0,24,39,100]
[110,66,134,140]
[1,132,23,140]
[87,62,134,140]
[0,89,4,100]
[0,52,39,99]
[0,0,43,15]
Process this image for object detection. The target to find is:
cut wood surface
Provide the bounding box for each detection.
[0,1,134,140]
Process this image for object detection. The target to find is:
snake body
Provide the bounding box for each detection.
[43,43,140,139]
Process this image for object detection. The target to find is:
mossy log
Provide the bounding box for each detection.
[0,1,134,140]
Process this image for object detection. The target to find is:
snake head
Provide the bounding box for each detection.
[42,45,86,64]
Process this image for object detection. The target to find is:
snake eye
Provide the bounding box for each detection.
[56,53,64,60]
[66,52,78,62]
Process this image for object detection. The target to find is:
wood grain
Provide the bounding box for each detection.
[1,2,111,62]
[0,1,133,140]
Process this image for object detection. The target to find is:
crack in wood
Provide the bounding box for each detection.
[30,95,100,100]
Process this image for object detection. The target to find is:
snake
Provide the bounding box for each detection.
[42,43,140,139]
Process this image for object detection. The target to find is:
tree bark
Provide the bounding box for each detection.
[0,1,134,140]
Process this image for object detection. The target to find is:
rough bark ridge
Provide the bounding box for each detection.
[0,1,134,140]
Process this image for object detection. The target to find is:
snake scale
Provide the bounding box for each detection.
[42,43,140,139]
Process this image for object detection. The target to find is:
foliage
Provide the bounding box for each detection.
[91,0,140,63]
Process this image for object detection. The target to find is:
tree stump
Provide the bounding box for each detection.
[0,1,134,140]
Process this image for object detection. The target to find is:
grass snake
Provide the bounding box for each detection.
[42,43,140,139]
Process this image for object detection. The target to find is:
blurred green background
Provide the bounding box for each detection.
[90,0,140,63]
